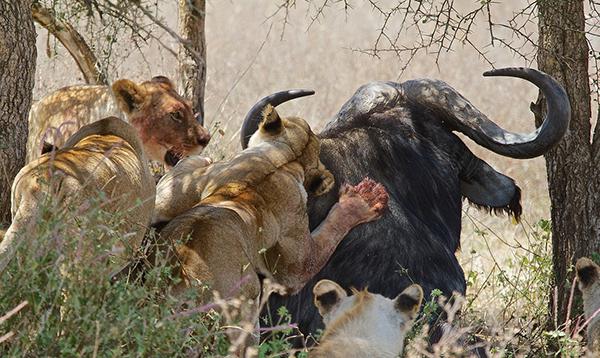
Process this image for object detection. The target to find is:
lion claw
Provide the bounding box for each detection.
[337,177,388,225]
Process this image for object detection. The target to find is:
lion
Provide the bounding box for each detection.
[146,104,388,302]
[111,104,388,356]
[311,279,423,358]
[0,117,155,274]
[576,257,600,355]
[27,76,211,167]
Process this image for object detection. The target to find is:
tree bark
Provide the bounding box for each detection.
[31,3,107,85]
[177,0,206,120]
[535,0,597,324]
[0,0,37,224]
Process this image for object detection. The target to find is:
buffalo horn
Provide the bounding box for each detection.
[240,89,315,149]
[405,67,571,159]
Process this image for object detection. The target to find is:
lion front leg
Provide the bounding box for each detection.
[283,178,388,294]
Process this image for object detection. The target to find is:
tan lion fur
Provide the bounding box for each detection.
[311,280,423,358]
[577,257,600,355]
[0,117,155,274]
[27,76,210,166]
[151,104,386,302]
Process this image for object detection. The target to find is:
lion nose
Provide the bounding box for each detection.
[197,130,211,147]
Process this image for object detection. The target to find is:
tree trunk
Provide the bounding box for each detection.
[177,0,206,120]
[0,0,37,225]
[535,0,597,325]
[31,3,107,85]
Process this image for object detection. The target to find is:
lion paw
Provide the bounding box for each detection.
[337,177,388,225]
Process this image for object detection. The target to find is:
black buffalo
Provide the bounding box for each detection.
[239,68,570,343]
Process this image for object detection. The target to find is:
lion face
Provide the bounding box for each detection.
[247,105,334,196]
[576,257,600,352]
[577,257,600,319]
[313,279,423,355]
[112,76,211,167]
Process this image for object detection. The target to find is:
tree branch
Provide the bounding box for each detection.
[32,3,108,85]
[177,0,207,118]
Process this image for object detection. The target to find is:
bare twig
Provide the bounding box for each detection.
[0,332,14,344]
[130,1,204,64]
[0,301,28,326]
[32,3,108,85]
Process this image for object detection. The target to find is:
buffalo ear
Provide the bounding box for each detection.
[259,105,283,135]
[577,257,600,290]
[460,158,522,220]
[394,284,423,320]
[112,79,147,114]
[313,279,347,318]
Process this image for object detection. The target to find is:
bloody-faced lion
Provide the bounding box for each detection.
[576,257,600,355]
[148,102,388,302]
[27,76,210,167]
[311,279,423,358]
[0,117,155,274]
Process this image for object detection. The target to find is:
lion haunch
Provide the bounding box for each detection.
[1,117,155,274]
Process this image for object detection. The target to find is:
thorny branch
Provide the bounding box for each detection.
[32,3,108,85]
[36,0,200,79]
[271,0,599,83]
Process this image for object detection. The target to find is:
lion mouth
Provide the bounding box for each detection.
[164,149,182,167]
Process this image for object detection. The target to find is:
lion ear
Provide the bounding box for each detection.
[41,141,59,155]
[260,105,283,135]
[394,284,423,320]
[313,279,347,317]
[306,169,334,196]
[577,257,600,290]
[150,76,175,90]
[112,79,147,114]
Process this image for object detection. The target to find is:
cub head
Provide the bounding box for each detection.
[313,279,423,354]
[247,104,334,196]
[577,257,600,313]
[112,76,211,167]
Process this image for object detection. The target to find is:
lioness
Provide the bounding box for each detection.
[311,279,423,358]
[576,257,600,355]
[0,117,155,274]
[148,104,388,302]
[27,76,210,166]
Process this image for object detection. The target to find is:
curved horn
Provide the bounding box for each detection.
[240,89,315,149]
[404,67,570,159]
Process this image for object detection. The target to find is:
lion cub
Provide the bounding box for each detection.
[576,257,600,354]
[311,280,423,358]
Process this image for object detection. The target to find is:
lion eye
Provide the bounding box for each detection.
[170,111,183,123]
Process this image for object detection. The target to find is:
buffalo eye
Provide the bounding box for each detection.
[170,111,184,123]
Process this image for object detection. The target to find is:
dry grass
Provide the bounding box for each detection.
[29,0,595,355]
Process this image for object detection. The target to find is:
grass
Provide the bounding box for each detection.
[0,151,589,355]
[0,193,232,357]
[1,208,592,356]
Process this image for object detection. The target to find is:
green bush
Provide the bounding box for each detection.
[0,197,233,357]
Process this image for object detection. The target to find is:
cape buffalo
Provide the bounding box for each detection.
[239,68,570,344]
